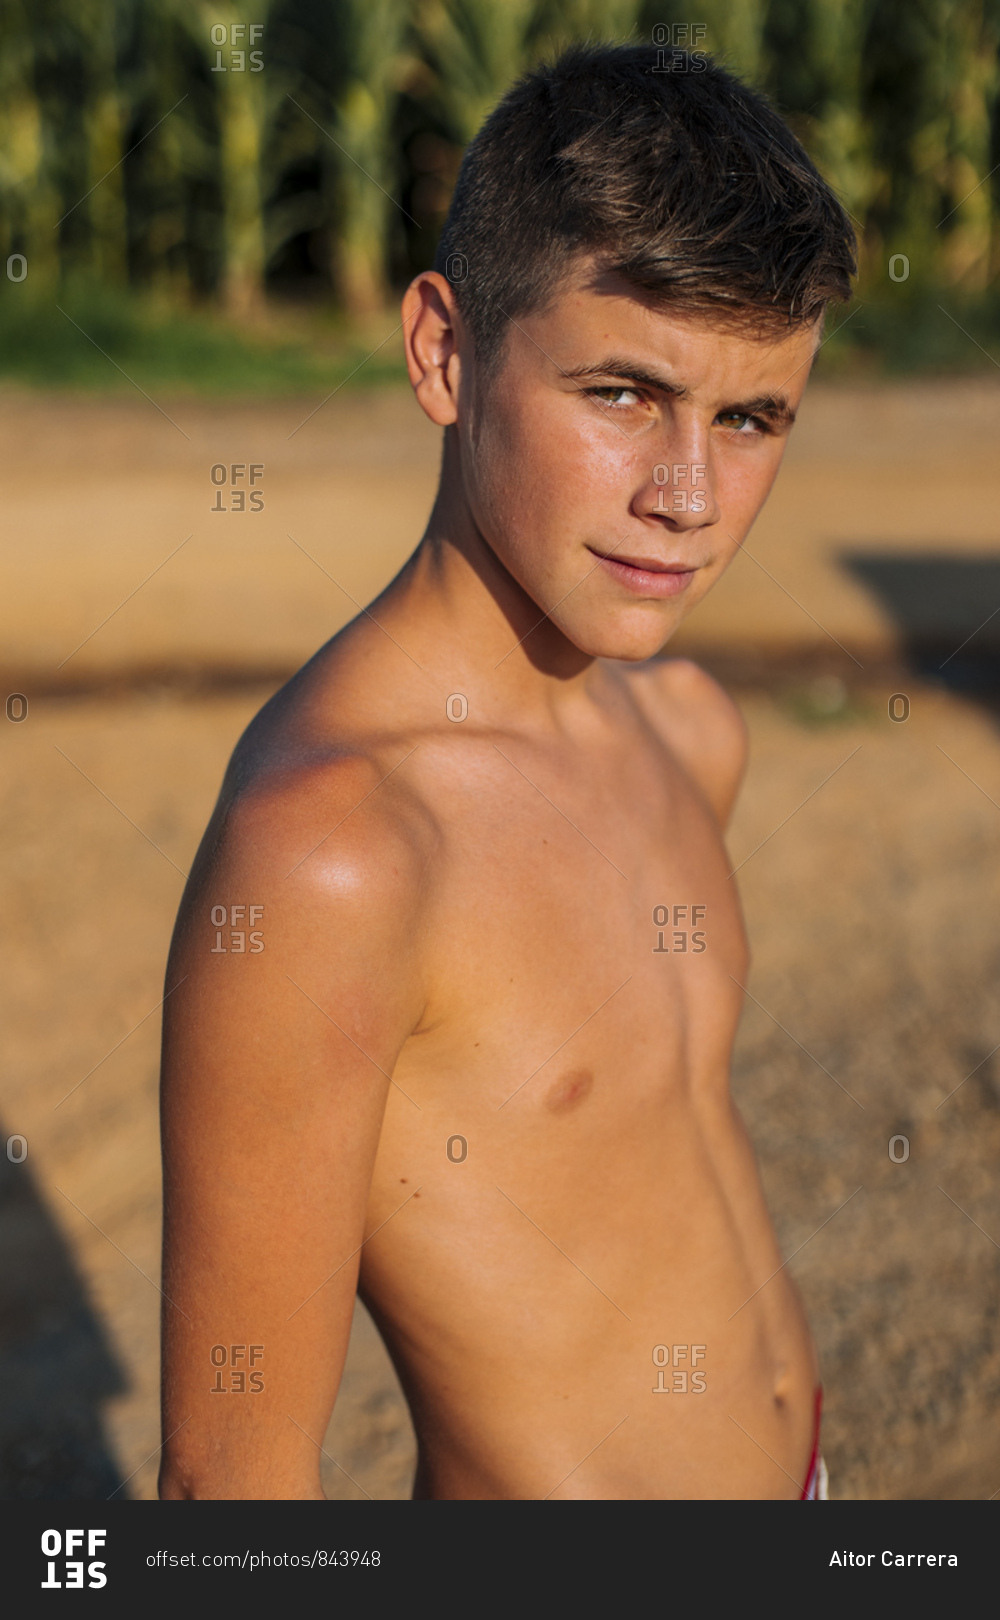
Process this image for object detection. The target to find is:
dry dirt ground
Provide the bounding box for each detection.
[2,380,999,1501]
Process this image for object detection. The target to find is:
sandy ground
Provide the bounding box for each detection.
[2,381,999,1500]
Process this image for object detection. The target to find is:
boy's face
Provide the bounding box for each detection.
[456,262,820,662]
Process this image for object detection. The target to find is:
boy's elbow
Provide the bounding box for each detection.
[158,1449,200,1498]
[158,1449,324,1501]
[158,1461,193,1499]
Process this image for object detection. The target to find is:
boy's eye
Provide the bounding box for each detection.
[586,385,644,410]
[716,411,769,435]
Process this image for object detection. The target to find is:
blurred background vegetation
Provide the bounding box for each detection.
[0,0,998,391]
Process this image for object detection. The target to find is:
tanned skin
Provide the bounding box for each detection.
[159,258,822,1500]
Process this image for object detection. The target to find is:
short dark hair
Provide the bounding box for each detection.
[434,43,857,375]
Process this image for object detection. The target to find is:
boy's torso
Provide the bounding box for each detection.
[236,643,818,1499]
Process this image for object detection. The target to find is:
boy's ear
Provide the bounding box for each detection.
[401,271,463,426]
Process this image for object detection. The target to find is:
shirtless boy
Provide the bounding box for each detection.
[159,43,855,1500]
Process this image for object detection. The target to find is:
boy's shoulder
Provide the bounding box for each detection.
[167,666,437,1090]
[189,670,441,926]
[622,656,749,828]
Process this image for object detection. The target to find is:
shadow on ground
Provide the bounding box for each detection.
[841,551,1000,709]
[0,1130,126,1498]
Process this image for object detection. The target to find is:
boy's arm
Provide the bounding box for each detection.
[158,765,426,1499]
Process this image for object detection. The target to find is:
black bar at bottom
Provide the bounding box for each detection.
[2,1499,993,1607]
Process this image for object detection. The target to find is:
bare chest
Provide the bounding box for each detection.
[400,734,750,1121]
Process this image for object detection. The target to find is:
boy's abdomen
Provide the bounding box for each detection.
[361,1067,818,1500]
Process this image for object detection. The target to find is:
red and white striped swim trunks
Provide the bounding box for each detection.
[800,1387,828,1499]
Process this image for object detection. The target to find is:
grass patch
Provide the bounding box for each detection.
[0,282,408,396]
[777,676,878,728]
[816,286,1000,377]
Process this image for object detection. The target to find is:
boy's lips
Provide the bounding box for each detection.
[588,546,701,599]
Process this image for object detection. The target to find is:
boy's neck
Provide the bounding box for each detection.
[373,479,614,736]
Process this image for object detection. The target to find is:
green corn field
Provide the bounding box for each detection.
[0,0,997,382]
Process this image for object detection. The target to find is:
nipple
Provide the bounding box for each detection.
[544,1068,594,1112]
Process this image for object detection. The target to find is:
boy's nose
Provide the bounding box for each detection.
[633,456,720,530]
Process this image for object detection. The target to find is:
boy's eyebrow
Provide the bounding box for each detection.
[562,357,799,426]
[721,392,798,427]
